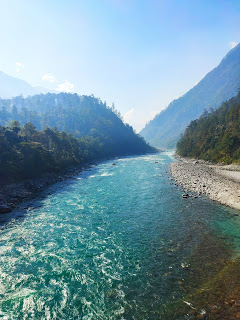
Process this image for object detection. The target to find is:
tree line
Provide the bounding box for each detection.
[0,121,104,183]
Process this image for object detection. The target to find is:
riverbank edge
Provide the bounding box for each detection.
[0,163,92,214]
[169,156,240,211]
[0,151,158,214]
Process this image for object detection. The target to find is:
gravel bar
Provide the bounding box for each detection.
[170,158,240,211]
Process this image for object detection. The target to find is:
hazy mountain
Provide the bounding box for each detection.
[140,43,240,149]
[176,90,240,164]
[0,71,50,98]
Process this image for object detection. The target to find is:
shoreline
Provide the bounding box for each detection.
[0,164,90,215]
[170,157,240,211]
[0,151,157,216]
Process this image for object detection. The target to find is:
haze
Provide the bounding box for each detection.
[0,0,239,131]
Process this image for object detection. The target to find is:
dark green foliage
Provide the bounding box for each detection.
[141,43,240,149]
[0,123,90,182]
[0,93,154,158]
[176,91,240,164]
[0,93,155,182]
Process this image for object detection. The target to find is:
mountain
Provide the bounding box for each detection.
[0,71,49,98]
[0,92,155,158]
[176,90,240,164]
[140,43,240,149]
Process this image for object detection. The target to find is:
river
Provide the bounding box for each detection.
[0,152,240,319]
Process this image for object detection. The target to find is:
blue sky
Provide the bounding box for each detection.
[0,0,240,131]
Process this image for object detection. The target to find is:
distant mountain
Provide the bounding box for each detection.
[176,91,240,164]
[0,71,49,98]
[140,43,240,149]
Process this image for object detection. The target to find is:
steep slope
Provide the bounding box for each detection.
[0,92,155,157]
[140,43,240,149]
[0,71,49,98]
[176,91,240,164]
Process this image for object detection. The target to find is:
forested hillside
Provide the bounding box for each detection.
[0,92,154,158]
[0,93,155,183]
[141,43,240,149]
[176,91,240,164]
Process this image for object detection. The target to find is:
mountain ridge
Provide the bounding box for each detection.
[0,71,50,98]
[140,43,240,149]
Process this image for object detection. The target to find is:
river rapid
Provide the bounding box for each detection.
[0,152,240,319]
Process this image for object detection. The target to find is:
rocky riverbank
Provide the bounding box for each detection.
[170,158,240,211]
[0,165,92,215]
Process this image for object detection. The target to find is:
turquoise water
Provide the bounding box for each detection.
[0,152,239,319]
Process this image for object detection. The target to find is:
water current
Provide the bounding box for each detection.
[0,152,240,319]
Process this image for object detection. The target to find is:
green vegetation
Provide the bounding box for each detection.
[176,91,240,164]
[0,122,99,182]
[0,93,154,158]
[0,93,155,183]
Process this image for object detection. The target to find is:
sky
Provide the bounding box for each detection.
[0,0,240,131]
